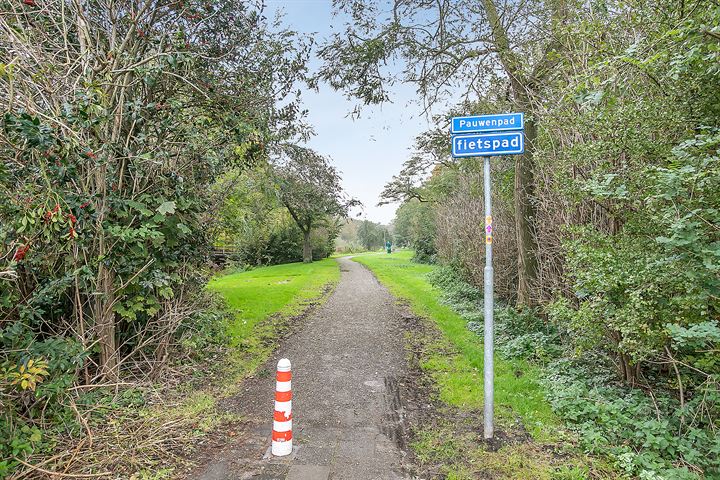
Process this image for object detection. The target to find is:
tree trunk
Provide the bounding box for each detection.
[514,117,539,306]
[94,163,118,381]
[302,229,312,263]
[95,263,118,381]
[482,0,539,306]
[619,352,638,386]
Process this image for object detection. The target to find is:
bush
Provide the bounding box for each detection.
[1,323,88,472]
[426,263,720,478]
[234,222,337,266]
[544,356,720,479]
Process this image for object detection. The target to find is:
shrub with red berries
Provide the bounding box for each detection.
[13,244,30,262]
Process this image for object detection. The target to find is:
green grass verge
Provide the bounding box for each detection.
[353,250,558,440]
[208,258,340,346]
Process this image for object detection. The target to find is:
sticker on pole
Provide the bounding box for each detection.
[452,132,524,158]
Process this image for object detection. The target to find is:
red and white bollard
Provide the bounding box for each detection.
[272,358,292,456]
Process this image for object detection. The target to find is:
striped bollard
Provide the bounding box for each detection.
[272,358,292,456]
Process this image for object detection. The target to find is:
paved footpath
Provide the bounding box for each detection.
[188,256,411,480]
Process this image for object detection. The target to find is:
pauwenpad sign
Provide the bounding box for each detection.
[450,113,525,158]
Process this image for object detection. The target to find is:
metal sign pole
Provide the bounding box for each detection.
[450,111,524,441]
[483,156,494,439]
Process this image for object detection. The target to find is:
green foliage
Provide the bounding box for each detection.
[425,260,720,478]
[551,131,720,384]
[545,130,720,478]
[378,2,720,478]
[393,199,436,262]
[214,167,339,265]
[668,321,720,376]
[1,322,88,468]
[544,358,720,479]
[0,1,311,475]
[176,300,232,356]
[272,146,359,262]
[223,220,320,266]
[428,265,562,363]
[356,219,388,250]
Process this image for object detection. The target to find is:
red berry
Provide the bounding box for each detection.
[14,245,29,262]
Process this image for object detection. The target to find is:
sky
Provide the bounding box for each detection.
[264,0,444,225]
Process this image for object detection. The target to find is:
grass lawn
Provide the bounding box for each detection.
[208,258,340,345]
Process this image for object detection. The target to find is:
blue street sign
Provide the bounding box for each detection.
[451,112,524,134]
[451,131,524,158]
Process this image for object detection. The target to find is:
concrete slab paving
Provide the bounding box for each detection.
[286,464,331,480]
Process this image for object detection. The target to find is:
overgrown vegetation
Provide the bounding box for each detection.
[326,1,719,478]
[429,264,719,478]
[360,251,720,478]
[0,1,352,476]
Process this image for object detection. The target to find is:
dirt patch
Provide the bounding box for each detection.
[389,301,542,479]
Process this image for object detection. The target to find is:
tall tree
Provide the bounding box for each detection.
[357,219,386,250]
[273,146,359,262]
[319,0,569,305]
